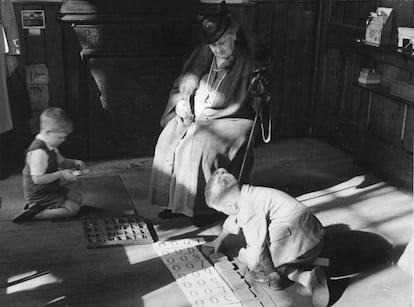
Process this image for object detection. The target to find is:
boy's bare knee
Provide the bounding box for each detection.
[62,200,80,216]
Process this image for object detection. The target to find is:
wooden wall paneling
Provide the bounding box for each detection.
[330,0,346,24]
[261,3,289,138]
[59,24,86,158]
[402,106,413,153]
[312,0,329,131]
[229,4,257,37]
[313,53,328,124]
[370,97,405,145]
[337,53,362,150]
[323,50,342,116]
[329,0,376,26]
[342,1,365,27]
[347,54,362,119]
[301,2,319,133]
[280,2,318,137]
[44,4,65,109]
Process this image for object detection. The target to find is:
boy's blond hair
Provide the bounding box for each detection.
[205,168,239,207]
[40,107,73,133]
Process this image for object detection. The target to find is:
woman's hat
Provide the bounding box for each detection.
[199,1,232,44]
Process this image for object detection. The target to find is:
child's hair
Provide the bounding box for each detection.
[205,168,239,207]
[40,107,73,133]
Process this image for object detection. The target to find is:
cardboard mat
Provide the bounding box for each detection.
[68,175,136,219]
[153,238,245,307]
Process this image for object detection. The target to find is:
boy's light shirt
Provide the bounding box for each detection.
[222,185,267,270]
[27,134,63,176]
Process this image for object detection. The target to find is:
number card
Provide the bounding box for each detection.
[154,238,243,307]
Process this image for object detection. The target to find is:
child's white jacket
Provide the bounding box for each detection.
[223,185,324,269]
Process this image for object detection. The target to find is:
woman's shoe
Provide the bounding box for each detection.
[245,270,269,284]
[158,209,184,219]
[12,204,43,223]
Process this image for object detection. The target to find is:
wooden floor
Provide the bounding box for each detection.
[0,137,412,307]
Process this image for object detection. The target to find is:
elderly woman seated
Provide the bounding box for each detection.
[149,2,266,226]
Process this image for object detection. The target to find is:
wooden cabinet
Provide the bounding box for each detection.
[354,42,413,186]
[313,0,413,188]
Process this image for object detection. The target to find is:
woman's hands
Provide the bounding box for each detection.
[175,73,198,121]
[179,73,199,101]
[175,100,194,121]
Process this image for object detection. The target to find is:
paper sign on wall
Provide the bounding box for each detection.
[25,64,49,110]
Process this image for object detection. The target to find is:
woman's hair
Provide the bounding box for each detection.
[205,168,239,207]
[40,107,73,133]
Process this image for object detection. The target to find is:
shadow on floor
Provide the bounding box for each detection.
[322,224,395,306]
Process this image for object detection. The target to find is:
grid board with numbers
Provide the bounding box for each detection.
[83,215,155,248]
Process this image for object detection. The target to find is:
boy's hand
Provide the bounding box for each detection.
[202,238,223,255]
[237,248,248,263]
[73,159,85,170]
[179,73,198,100]
[60,169,78,181]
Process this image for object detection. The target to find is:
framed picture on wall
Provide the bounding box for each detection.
[21,10,45,29]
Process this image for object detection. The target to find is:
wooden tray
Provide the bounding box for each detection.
[83,215,156,248]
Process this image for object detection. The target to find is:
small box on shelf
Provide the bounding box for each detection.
[358,68,381,85]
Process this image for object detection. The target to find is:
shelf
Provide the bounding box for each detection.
[355,40,414,61]
[355,83,414,107]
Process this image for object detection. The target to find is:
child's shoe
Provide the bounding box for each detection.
[309,267,330,307]
[12,204,43,223]
[245,270,292,290]
[268,271,294,290]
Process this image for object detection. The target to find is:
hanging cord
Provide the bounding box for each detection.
[259,96,272,143]
[238,67,272,182]
[251,67,272,143]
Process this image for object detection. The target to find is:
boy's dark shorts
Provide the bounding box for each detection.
[27,186,69,210]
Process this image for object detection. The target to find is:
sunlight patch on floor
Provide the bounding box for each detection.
[6,271,62,294]
[296,176,413,245]
[141,281,187,307]
[123,245,158,265]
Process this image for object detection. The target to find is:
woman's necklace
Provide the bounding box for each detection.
[205,56,228,103]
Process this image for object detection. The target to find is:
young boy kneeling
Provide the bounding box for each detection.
[13,108,85,223]
[204,168,329,307]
